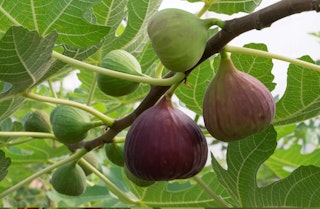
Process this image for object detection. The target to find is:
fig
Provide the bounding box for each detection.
[124,96,208,181]
[124,165,155,187]
[51,162,87,196]
[50,105,98,144]
[78,152,99,176]
[147,8,213,72]
[23,110,52,133]
[105,142,124,167]
[97,49,142,97]
[202,53,276,142]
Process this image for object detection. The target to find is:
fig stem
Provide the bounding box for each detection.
[86,72,98,106]
[193,175,232,207]
[197,0,219,17]
[0,148,88,199]
[52,51,185,86]
[225,45,320,73]
[78,158,143,206]
[22,92,115,126]
[0,131,55,139]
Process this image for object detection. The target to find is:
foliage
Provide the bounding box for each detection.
[0,0,320,207]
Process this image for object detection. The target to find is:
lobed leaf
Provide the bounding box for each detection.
[273,56,320,125]
[0,0,110,48]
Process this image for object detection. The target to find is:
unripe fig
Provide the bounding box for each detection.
[124,165,155,187]
[23,110,51,133]
[78,152,99,176]
[105,142,124,167]
[97,49,142,97]
[50,105,98,144]
[51,163,87,196]
[203,53,276,142]
[124,96,208,181]
[147,8,213,72]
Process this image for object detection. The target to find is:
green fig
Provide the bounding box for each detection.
[23,110,52,133]
[50,105,98,144]
[202,53,276,142]
[97,50,142,97]
[51,163,87,196]
[147,8,214,72]
[78,152,99,176]
[124,165,155,187]
[105,142,124,167]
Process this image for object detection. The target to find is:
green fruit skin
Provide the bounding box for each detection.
[147,8,209,72]
[124,165,155,187]
[24,110,52,133]
[97,50,141,97]
[203,57,276,142]
[105,142,124,167]
[50,105,94,144]
[51,163,87,196]
[78,152,99,176]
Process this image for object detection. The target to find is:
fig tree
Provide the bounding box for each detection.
[23,110,51,133]
[203,53,276,142]
[124,96,208,181]
[97,49,142,97]
[147,8,215,72]
[51,162,87,196]
[50,105,98,144]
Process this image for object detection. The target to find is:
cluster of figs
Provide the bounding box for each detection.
[22,8,276,195]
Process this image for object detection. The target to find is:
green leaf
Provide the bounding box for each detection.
[0,97,26,122]
[207,0,262,15]
[0,0,110,48]
[126,169,231,207]
[102,0,162,54]
[176,60,214,115]
[265,143,320,179]
[0,150,11,181]
[211,126,277,206]
[273,56,320,125]
[0,26,57,100]
[212,125,320,207]
[231,43,275,91]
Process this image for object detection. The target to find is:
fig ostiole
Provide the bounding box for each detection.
[124,96,208,181]
[147,8,217,72]
[97,49,142,97]
[105,142,124,167]
[203,52,276,142]
[50,105,102,144]
[51,162,87,196]
[23,110,52,133]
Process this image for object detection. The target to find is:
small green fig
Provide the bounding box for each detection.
[147,8,214,72]
[50,105,98,144]
[78,152,99,176]
[23,110,52,133]
[97,49,142,97]
[124,165,155,187]
[203,53,276,142]
[51,163,87,196]
[105,142,124,167]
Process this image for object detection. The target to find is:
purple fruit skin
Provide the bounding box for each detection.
[124,97,208,181]
[203,57,276,142]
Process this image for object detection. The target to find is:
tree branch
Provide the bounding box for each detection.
[81,0,320,151]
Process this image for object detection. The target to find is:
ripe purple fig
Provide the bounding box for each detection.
[124,96,208,181]
[203,53,275,142]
